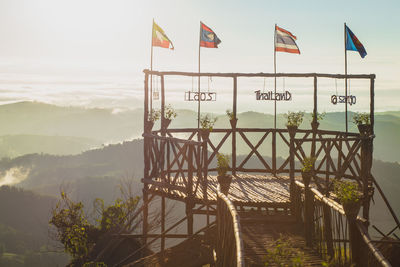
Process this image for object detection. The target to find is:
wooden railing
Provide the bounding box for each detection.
[216,185,245,267]
[143,132,206,200]
[295,181,392,267]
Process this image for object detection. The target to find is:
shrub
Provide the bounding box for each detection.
[284,111,304,127]
[200,114,217,131]
[217,153,230,177]
[333,180,362,204]
[164,105,177,120]
[352,112,370,125]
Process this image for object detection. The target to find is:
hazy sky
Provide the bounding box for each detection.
[0,0,399,112]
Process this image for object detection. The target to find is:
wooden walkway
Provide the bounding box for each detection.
[148,174,292,204]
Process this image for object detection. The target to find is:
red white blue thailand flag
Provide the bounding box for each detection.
[275,25,300,54]
[200,22,221,48]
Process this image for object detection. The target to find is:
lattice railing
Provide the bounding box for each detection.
[295,181,391,267]
[143,133,205,199]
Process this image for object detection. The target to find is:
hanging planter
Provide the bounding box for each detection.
[199,114,217,141]
[163,104,177,130]
[145,108,160,132]
[333,180,363,221]
[285,111,304,136]
[353,112,371,136]
[301,157,316,187]
[217,153,232,195]
[226,109,237,128]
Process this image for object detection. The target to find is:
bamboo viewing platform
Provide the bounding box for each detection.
[116,70,400,266]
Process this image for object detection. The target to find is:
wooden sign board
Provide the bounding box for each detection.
[185,91,217,101]
[254,90,292,101]
[331,95,356,105]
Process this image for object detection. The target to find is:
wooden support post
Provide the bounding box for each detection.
[311,76,318,159]
[187,144,194,236]
[361,136,373,224]
[202,135,209,225]
[323,204,334,259]
[160,75,165,133]
[232,76,237,176]
[272,130,277,176]
[348,216,362,266]
[143,73,150,245]
[304,182,314,246]
[161,195,165,253]
[288,128,296,209]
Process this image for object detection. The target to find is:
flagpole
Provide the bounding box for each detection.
[344,22,348,133]
[198,22,201,133]
[274,24,277,130]
[150,19,154,113]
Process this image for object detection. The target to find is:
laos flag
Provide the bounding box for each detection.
[345,25,367,58]
[200,22,221,48]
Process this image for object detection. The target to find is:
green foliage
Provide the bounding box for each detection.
[311,111,326,122]
[164,104,177,120]
[83,261,107,267]
[49,191,140,266]
[217,153,230,177]
[264,236,306,266]
[284,111,304,127]
[200,114,217,131]
[301,157,316,172]
[352,112,370,125]
[148,108,161,122]
[333,180,362,204]
[226,109,234,120]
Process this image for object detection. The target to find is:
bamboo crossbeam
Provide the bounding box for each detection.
[144,69,375,79]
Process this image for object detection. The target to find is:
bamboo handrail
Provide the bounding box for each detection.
[356,221,392,267]
[295,180,392,266]
[217,185,245,267]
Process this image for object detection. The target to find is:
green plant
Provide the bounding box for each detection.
[352,112,370,125]
[284,111,304,127]
[311,111,326,122]
[200,114,217,131]
[148,108,161,122]
[164,104,177,120]
[333,180,362,204]
[301,157,316,172]
[217,153,230,177]
[226,109,234,120]
[264,235,306,266]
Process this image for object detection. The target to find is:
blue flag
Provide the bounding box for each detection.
[345,25,367,58]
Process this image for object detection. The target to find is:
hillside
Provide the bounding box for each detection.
[0,102,399,162]
[0,139,398,231]
[0,186,69,266]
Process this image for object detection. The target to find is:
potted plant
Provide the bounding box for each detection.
[310,111,325,131]
[226,109,237,128]
[199,114,217,141]
[301,157,316,186]
[352,112,371,135]
[217,153,232,195]
[333,180,362,220]
[146,108,161,132]
[285,111,304,135]
[163,104,177,129]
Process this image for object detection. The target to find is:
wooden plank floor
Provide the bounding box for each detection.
[148,173,292,204]
[241,218,324,266]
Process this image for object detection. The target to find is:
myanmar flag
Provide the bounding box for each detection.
[152,21,174,50]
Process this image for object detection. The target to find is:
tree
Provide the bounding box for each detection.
[49,191,140,266]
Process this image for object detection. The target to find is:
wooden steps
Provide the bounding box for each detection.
[241,215,324,266]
